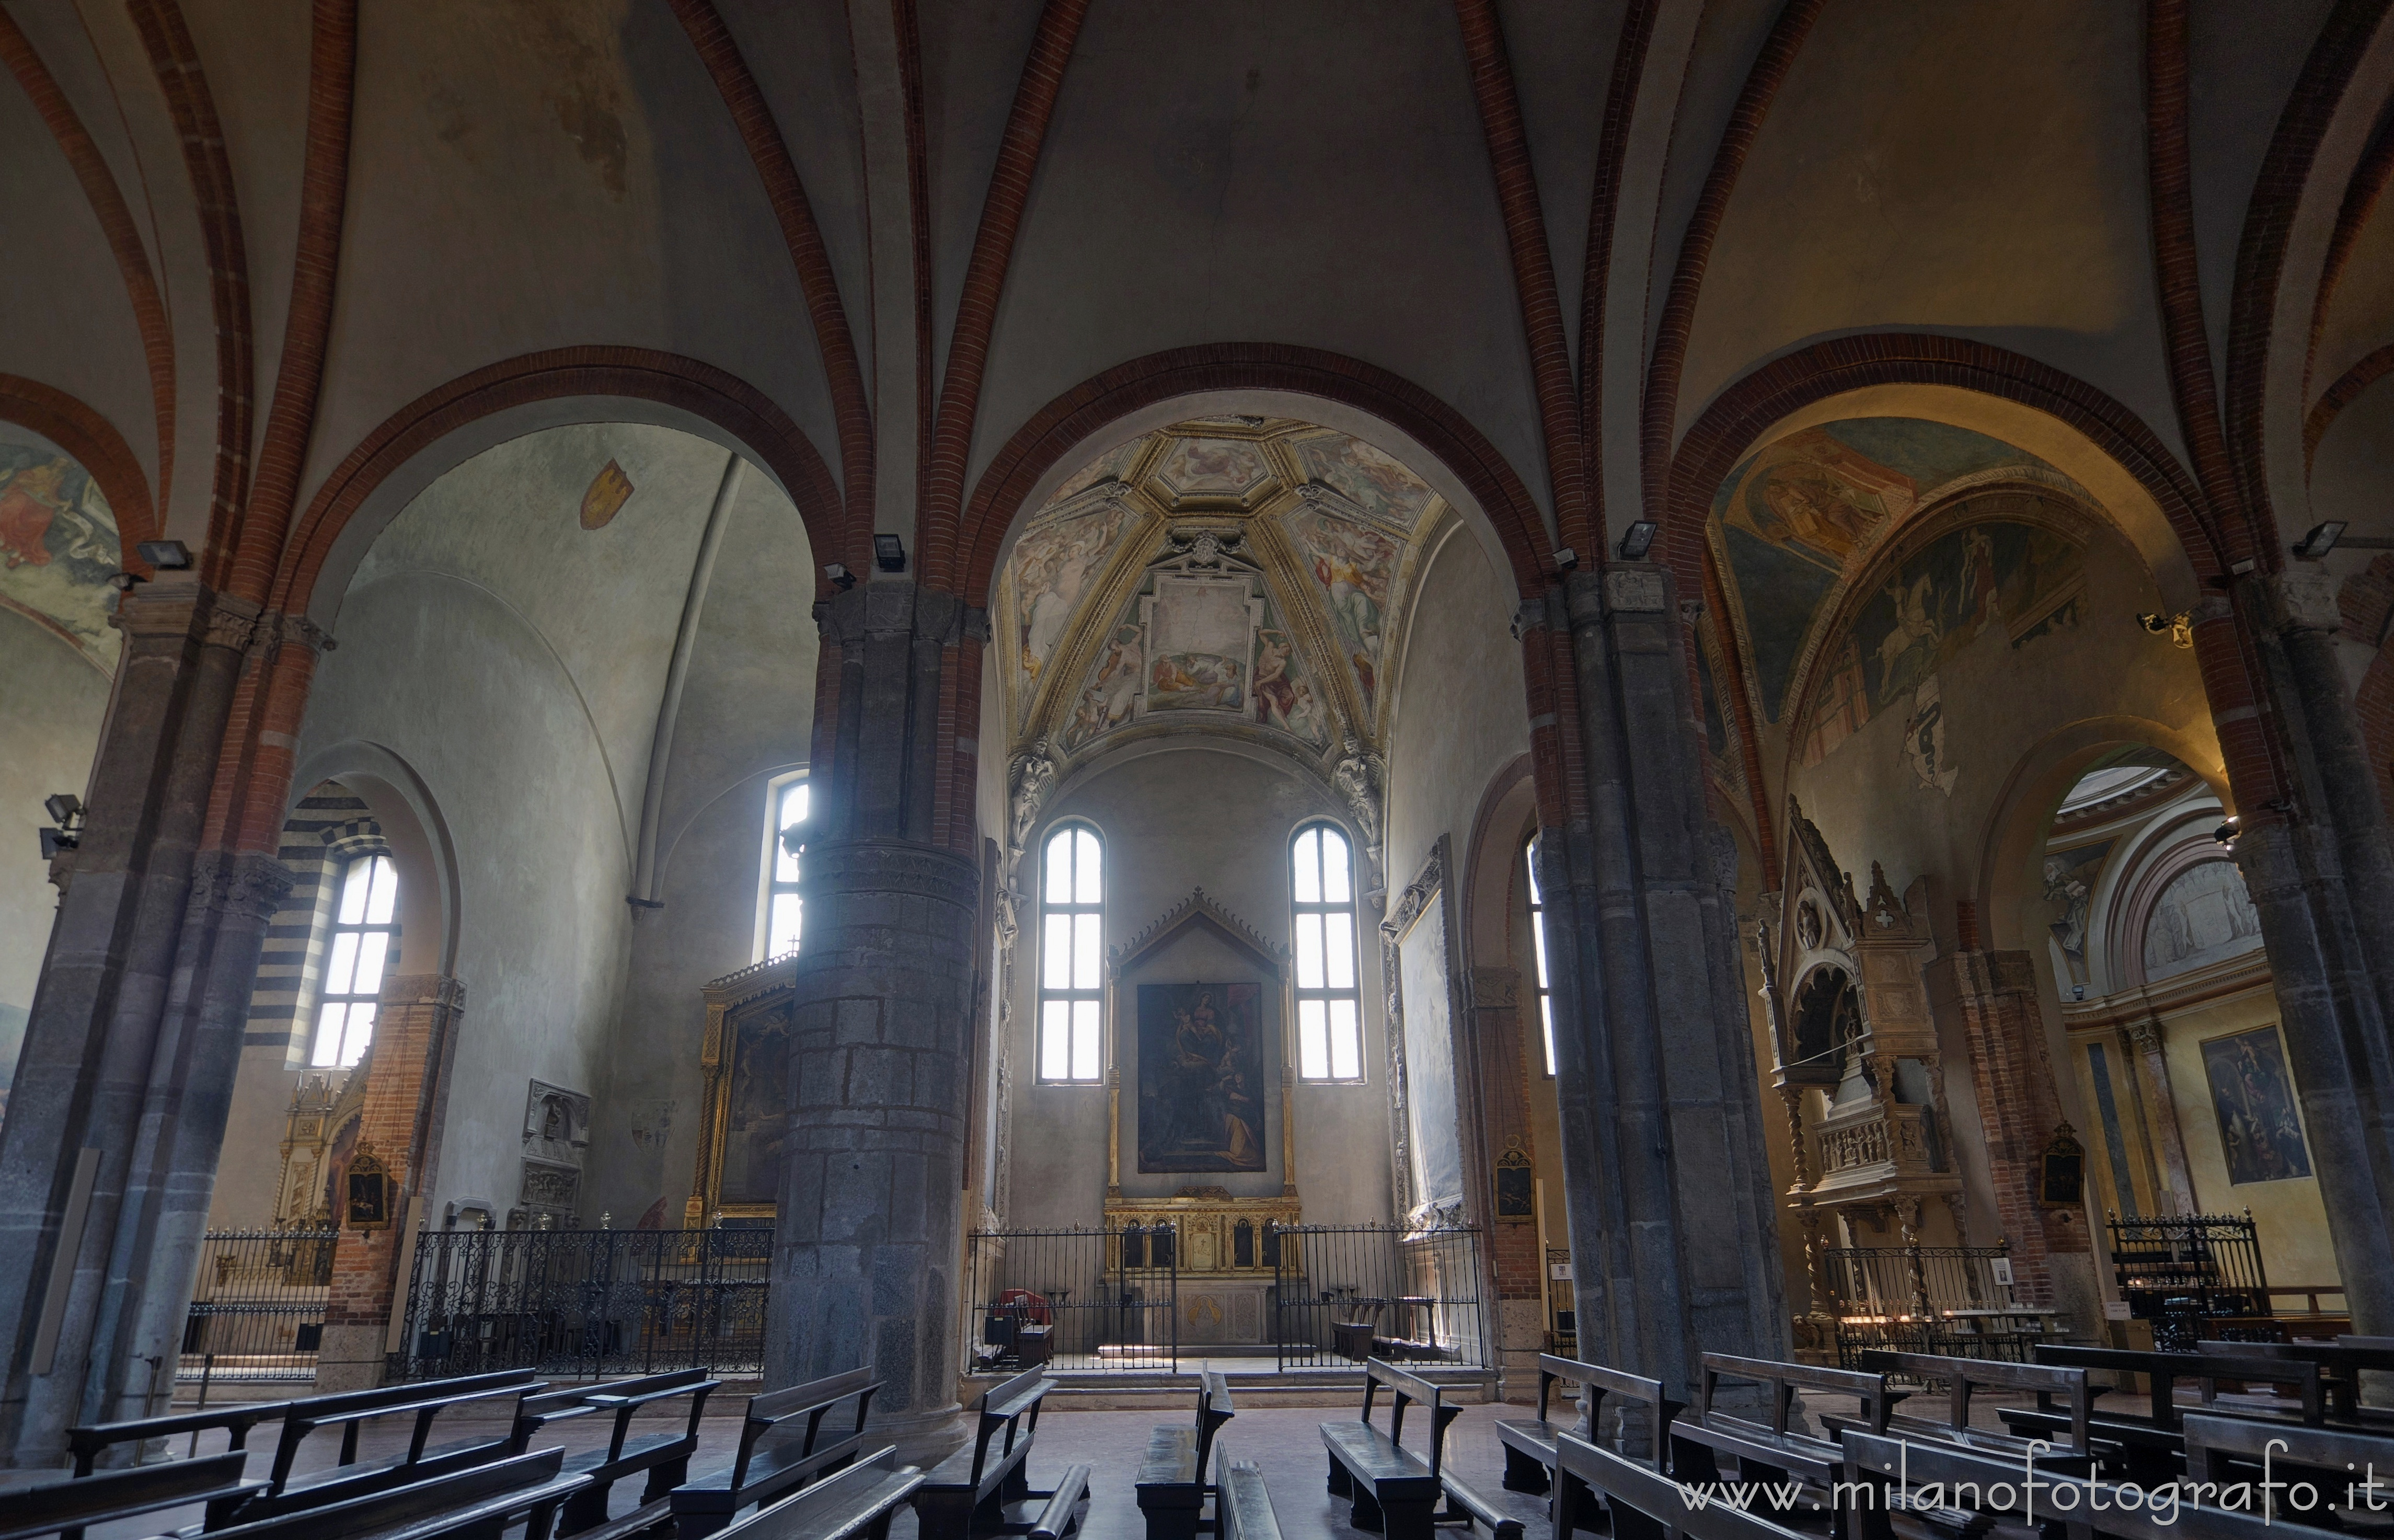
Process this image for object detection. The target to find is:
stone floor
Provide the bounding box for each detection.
[63,1388,1985,1539]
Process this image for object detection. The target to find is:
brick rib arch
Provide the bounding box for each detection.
[271,347,843,617]
[0,373,158,562]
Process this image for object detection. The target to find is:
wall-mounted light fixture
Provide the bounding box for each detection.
[2214,814,2241,849]
[39,792,83,860]
[1552,546,1578,572]
[2137,612,2193,649]
[1617,520,1657,561]
[823,562,857,592]
[2292,521,2347,561]
[873,533,907,573]
[135,539,191,569]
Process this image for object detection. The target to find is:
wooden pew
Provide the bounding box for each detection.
[1134,1370,1234,1540]
[0,1451,257,1540]
[1841,1424,2282,1540]
[1668,1353,1900,1534]
[198,1446,588,1540]
[1496,1353,1682,1499]
[2196,1337,2394,1423]
[1215,1449,1285,1540]
[1029,1462,1093,1540]
[1320,1358,1516,1540]
[670,1367,882,1539]
[216,1368,545,1523]
[708,1448,926,1540]
[2182,1412,2394,1522]
[509,1366,720,1536]
[1996,1344,2330,1478]
[1554,1429,1809,1540]
[910,1366,1061,1540]
[1842,1351,2094,1467]
[65,1400,292,1476]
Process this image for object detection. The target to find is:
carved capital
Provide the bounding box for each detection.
[2126,1016,2165,1056]
[275,612,336,654]
[1603,568,1667,614]
[2268,569,2341,634]
[200,594,264,652]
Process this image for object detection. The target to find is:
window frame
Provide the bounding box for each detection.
[755,773,809,962]
[1525,835,1556,1077]
[1290,821,1366,1084]
[1037,822,1107,1085]
[308,851,398,1070]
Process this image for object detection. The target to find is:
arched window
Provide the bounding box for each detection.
[1040,825,1104,1083]
[310,854,397,1068]
[760,777,808,960]
[1292,824,1363,1082]
[1525,837,1555,1076]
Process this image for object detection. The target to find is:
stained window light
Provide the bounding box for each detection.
[1293,824,1363,1082]
[765,780,809,959]
[1039,826,1104,1083]
[310,854,397,1068]
[1526,838,1555,1076]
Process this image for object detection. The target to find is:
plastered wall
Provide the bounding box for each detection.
[0,610,108,1112]
[1001,745,1394,1232]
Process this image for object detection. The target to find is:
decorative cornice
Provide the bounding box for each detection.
[1382,847,1443,943]
[1110,885,1288,974]
[383,973,467,1009]
[703,950,801,1010]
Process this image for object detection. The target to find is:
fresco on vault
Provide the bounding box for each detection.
[1285,503,1402,711]
[1154,437,1269,498]
[2144,858,2264,983]
[1712,418,2072,721]
[2041,838,2114,984]
[0,439,122,671]
[1144,574,1255,711]
[1799,520,2084,768]
[1253,627,1331,745]
[1137,982,1267,1173]
[1012,498,1132,683]
[1051,438,1143,502]
[1290,432,1434,526]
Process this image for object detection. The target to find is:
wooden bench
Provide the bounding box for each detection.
[1320,1358,1515,1540]
[1840,1351,2094,1467]
[912,1366,1062,1540]
[1498,1353,1681,1499]
[1669,1353,1900,1533]
[1134,1370,1234,1540]
[1029,1462,1092,1540]
[2197,1337,2394,1423]
[1554,1428,1808,1540]
[1214,1447,1284,1540]
[708,1447,926,1540]
[1,1451,257,1540]
[1996,1345,2329,1479]
[1841,1423,2283,1540]
[509,1366,720,1535]
[199,1446,589,1540]
[671,1367,882,1539]
[221,1367,546,1523]
[65,1400,292,1476]
[2182,1412,2394,1517]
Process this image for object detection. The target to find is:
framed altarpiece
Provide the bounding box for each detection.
[683,952,799,1229]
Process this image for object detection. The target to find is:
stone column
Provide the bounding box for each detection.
[0,574,253,1467]
[768,582,982,1456]
[2124,1018,2198,1215]
[2229,573,2394,1335]
[1923,951,2098,1324]
[1528,566,1786,1399]
[317,975,468,1390]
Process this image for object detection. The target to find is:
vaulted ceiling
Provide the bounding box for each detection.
[996,420,1448,769]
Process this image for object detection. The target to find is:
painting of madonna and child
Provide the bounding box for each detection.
[1137,982,1268,1173]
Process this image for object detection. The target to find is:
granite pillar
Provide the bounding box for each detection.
[769,581,982,1456]
[0,575,251,1468]
[1527,565,1785,1400]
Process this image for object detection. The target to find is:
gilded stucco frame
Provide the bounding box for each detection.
[683,951,800,1229]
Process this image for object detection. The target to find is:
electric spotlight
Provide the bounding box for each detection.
[823,561,857,592]
[44,793,83,826]
[873,533,907,573]
[2293,521,2347,561]
[136,539,192,569]
[1617,521,1658,561]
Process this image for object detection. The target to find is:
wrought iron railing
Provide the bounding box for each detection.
[2107,1212,2271,1339]
[180,1228,338,1383]
[962,1227,1180,1373]
[391,1227,772,1380]
[1818,1244,2051,1369]
[1272,1224,1486,1370]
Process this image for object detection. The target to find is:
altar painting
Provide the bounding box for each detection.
[1137,982,1267,1173]
[2200,1027,2312,1185]
[719,1006,794,1207]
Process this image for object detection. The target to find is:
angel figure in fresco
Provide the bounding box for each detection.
[1253,631,1298,729]
[1018,508,1122,678]
[1285,681,1327,743]
[0,457,71,569]
[1307,522,1396,661]
[1068,625,1143,744]
[1760,470,1877,563]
